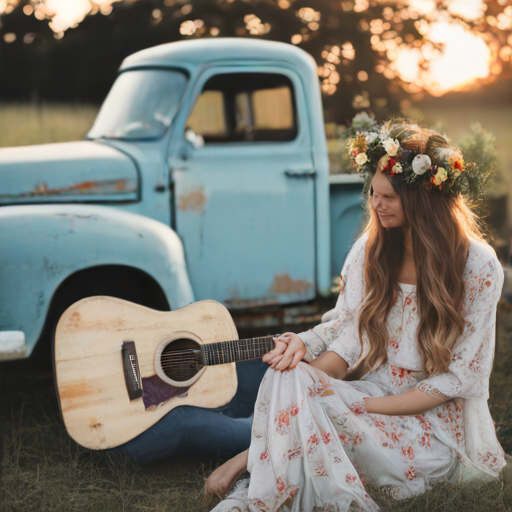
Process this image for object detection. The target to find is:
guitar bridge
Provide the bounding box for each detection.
[122,341,143,400]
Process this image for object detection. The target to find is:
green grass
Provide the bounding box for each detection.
[0,103,99,148]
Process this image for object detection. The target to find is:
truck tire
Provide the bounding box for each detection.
[33,265,170,371]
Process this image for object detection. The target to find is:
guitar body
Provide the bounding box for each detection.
[54,297,238,450]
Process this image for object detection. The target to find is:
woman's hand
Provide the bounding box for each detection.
[262,333,307,371]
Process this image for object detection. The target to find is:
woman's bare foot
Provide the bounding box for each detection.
[204,449,249,499]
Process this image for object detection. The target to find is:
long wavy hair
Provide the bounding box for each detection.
[357,123,487,375]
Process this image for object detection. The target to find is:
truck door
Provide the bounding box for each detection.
[168,67,316,309]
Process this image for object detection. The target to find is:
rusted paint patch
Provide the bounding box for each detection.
[225,297,280,309]
[0,179,137,200]
[231,299,328,328]
[178,186,207,214]
[270,273,313,295]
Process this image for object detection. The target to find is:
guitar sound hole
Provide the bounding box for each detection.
[160,338,204,382]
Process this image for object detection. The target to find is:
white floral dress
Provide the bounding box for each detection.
[211,234,505,512]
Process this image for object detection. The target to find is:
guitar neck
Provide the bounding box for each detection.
[202,336,275,366]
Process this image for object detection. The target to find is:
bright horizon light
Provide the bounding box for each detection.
[427,21,491,93]
[394,20,492,95]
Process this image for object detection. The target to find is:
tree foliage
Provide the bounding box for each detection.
[0,0,511,121]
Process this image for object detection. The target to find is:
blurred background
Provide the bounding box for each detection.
[0,0,510,258]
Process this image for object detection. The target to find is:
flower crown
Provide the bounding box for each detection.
[346,114,479,197]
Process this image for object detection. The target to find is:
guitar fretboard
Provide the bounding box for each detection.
[202,336,275,366]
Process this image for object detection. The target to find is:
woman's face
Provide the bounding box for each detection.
[371,169,406,228]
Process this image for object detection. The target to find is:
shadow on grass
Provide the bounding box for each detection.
[1,302,512,511]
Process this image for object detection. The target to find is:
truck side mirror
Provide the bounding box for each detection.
[184,128,205,149]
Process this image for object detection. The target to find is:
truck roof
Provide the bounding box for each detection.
[119,38,317,77]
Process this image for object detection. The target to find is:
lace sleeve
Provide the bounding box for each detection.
[417,381,450,399]
[415,250,503,400]
[298,235,367,369]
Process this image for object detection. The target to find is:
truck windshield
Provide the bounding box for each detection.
[87,69,188,140]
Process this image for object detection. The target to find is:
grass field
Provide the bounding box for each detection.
[0,103,98,148]
[0,103,510,511]
[0,305,511,512]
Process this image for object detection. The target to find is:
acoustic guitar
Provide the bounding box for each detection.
[54,296,275,450]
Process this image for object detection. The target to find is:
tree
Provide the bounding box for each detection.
[1,0,511,121]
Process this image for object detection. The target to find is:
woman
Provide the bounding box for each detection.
[206,120,506,511]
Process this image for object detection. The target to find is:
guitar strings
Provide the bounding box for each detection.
[159,345,273,358]
[159,345,274,365]
[160,346,272,357]
[159,341,274,358]
[159,350,273,363]
[159,347,273,362]
[156,337,275,371]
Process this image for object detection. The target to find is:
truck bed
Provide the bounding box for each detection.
[329,174,365,281]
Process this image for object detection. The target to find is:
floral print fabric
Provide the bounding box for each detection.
[210,234,505,512]
[211,364,457,512]
[299,233,505,480]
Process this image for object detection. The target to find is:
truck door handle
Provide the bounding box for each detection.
[284,170,317,178]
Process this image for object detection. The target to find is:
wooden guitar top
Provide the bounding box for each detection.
[54,297,238,450]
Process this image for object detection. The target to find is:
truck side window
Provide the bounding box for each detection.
[186,73,297,143]
[187,91,227,138]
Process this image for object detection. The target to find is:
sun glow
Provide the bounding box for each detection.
[11,0,123,32]
[45,0,91,32]
[394,20,492,95]
[427,21,491,93]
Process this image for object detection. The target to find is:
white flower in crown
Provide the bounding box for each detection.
[412,154,431,175]
[355,152,368,166]
[437,147,456,161]
[366,132,378,144]
[382,138,400,156]
[392,162,403,174]
[379,124,390,140]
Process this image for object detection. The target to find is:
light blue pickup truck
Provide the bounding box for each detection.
[0,38,364,361]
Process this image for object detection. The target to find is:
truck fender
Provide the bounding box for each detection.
[0,204,194,358]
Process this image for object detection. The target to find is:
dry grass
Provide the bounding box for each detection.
[0,304,510,512]
[0,373,215,512]
[0,103,98,148]
[0,103,510,511]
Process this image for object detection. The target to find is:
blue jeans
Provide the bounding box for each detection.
[110,359,269,464]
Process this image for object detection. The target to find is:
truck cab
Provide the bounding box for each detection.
[0,39,363,359]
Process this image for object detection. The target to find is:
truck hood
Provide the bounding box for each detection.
[0,141,139,205]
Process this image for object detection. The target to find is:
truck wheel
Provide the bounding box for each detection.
[33,265,170,372]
